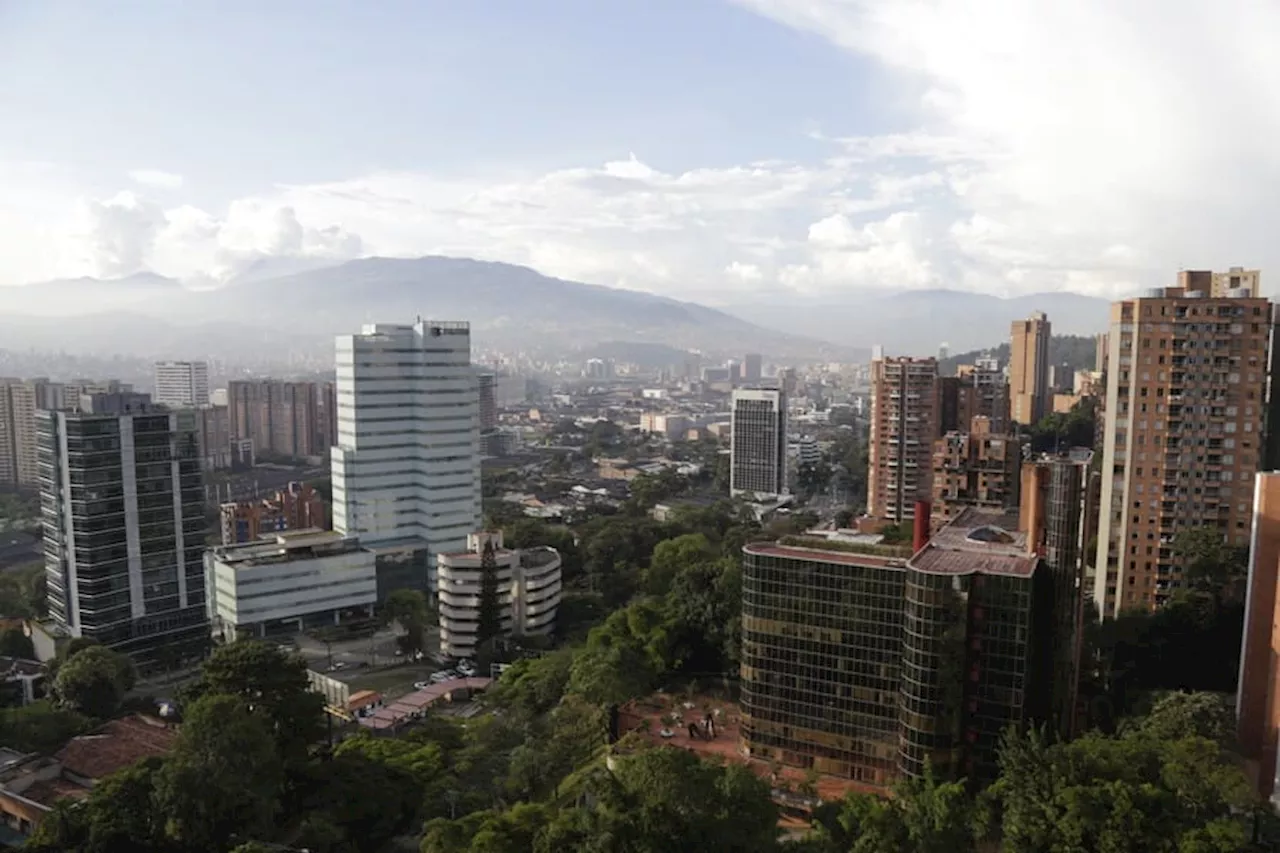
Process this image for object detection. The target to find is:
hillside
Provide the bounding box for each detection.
[940,334,1099,377]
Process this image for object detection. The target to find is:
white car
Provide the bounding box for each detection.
[429,671,453,684]
[456,660,476,677]
[413,680,430,690]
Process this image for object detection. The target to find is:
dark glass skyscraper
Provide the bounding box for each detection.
[39,394,209,672]
[742,504,1072,788]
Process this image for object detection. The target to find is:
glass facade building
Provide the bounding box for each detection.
[39,395,209,672]
[742,505,1065,788]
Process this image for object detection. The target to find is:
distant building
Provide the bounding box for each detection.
[219,481,328,545]
[743,353,763,382]
[638,413,689,440]
[478,373,498,432]
[189,404,232,471]
[153,361,210,409]
[868,357,938,524]
[436,531,562,658]
[204,530,377,642]
[730,389,787,498]
[1009,313,1050,426]
[0,379,40,487]
[227,380,325,460]
[931,416,1020,527]
[332,321,481,599]
[39,394,208,672]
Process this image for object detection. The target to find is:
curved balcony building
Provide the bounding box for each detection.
[436,531,562,658]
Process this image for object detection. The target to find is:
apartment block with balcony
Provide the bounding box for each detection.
[931,416,1020,527]
[1093,272,1275,618]
[868,357,939,524]
[219,481,328,545]
[436,531,562,658]
[1010,312,1051,426]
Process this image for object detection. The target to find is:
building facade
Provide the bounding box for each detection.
[204,529,377,641]
[1093,274,1275,618]
[331,321,481,597]
[868,357,939,524]
[1010,312,1051,426]
[153,361,210,409]
[743,353,763,382]
[741,505,1063,788]
[436,531,562,658]
[219,481,328,545]
[730,388,787,498]
[227,380,324,460]
[0,380,39,487]
[189,404,231,471]
[1237,471,1280,803]
[931,416,1020,526]
[38,394,208,671]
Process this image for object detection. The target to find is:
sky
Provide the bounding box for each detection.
[2,0,1279,304]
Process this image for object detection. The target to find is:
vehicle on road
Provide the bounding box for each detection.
[456,659,476,677]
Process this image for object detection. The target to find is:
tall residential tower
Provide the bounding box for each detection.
[1010,312,1051,426]
[868,357,939,524]
[729,388,787,498]
[153,361,210,409]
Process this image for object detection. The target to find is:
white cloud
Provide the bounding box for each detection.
[4,1,1279,301]
[128,169,184,190]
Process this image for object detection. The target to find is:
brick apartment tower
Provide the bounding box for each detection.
[1237,471,1280,803]
[931,416,1021,528]
[1010,312,1051,426]
[1093,269,1275,618]
[868,357,939,524]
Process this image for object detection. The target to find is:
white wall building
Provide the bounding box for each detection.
[204,529,377,641]
[153,361,210,409]
[331,320,481,599]
[436,531,562,658]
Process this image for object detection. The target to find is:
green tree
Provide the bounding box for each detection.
[834,508,854,529]
[484,647,575,720]
[1173,526,1249,596]
[24,756,167,853]
[383,588,431,653]
[1128,690,1237,748]
[181,639,324,769]
[51,645,135,719]
[476,538,504,650]
[0,625,34,658]
[568,600,672,705]
[153,693,284,851]
[645,532,715,596]
[664,555,742,674]
[0,700,92,752]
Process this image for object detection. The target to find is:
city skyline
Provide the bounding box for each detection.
[3,1,1278,306]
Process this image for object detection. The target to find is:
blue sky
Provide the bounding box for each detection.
[1,0,1277,303]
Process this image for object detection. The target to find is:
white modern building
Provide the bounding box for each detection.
[730,388,788,498]
[153,361,210,409]
[331,320,481,599]
[436,531,562,658]
[204,529,377,641]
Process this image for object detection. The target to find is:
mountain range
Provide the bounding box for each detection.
[0,256,1113,363]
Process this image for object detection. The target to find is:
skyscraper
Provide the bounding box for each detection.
[743,353,763,382]
[153,361,210,409]
[868,357,939,524]
[1010,312,1050,426]
[1093,272,1275,617]
[331,321,481,597]
[730,388,787,498]
[0,379,40,486]
[39,393,208,671]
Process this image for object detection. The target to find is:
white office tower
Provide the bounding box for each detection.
[153,361,210,409]
[331,321,481,599]
[730,388,788,498]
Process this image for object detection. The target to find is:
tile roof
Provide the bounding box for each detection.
[908,506,1038,578]
[55,715,177,781]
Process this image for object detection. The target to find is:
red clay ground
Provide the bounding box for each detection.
[617,691,884,807]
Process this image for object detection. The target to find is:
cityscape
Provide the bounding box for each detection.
[1,3,1279,853]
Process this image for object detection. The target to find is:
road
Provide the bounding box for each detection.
[293,624,443,673]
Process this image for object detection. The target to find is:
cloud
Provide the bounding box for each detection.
[128,169,184,190]
[5,2,1280,301]
[735,0,1280,297]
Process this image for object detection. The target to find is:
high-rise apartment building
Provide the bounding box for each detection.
[39,393,208,671]
[227,380,324,460]
[0,379,40,487]
[729,388,787,497]
[190,405,231,471]
[868,357,939,524]
[931,416,1020,527]
[1237,471,1280,803]
[741,501,1075,787]
[478,373,498,432]
[153,361,210,409]
[1010,312,1051,426]
[743,353,763,382]
[1093,274,1276,618]
[331,321,481,598]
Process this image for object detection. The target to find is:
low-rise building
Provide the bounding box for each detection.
[437,531,562,658]
[204,529,377,641]
[219,480,329,545]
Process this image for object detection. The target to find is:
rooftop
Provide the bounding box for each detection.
[745,540,911,569]
[210,529,361,567]
[55,715,177,781]
[908,507,1038,578]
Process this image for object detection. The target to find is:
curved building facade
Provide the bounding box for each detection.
[741,504,1060,789]
[437,531,562,658]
